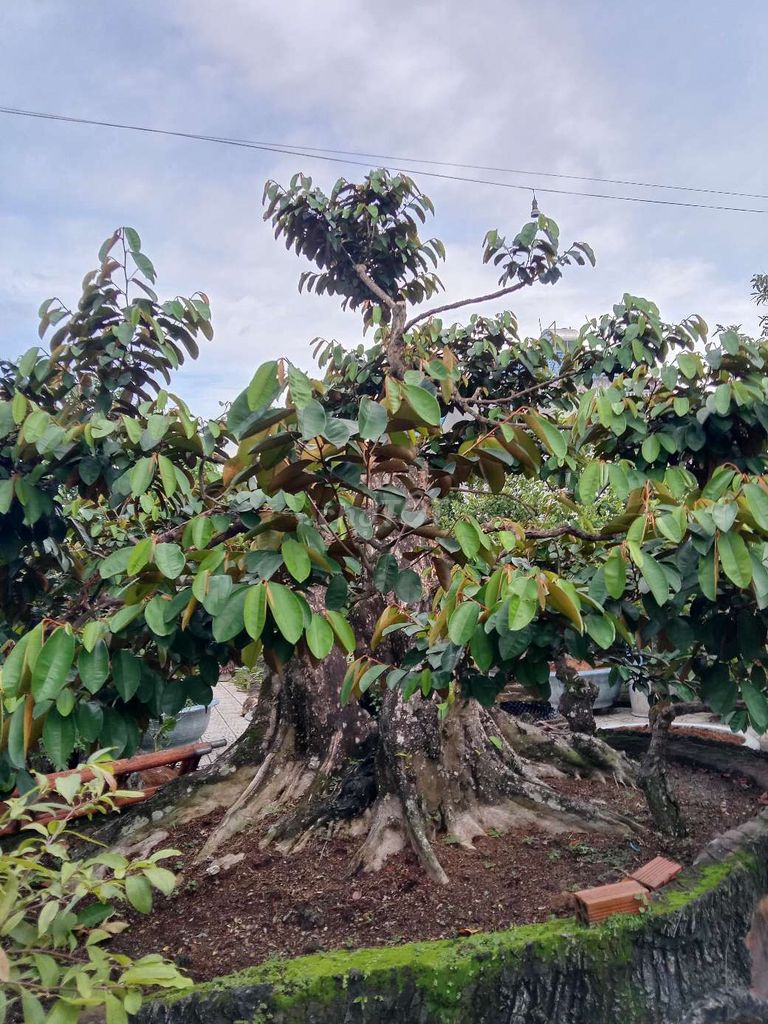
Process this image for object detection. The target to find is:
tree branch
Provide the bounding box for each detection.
[523,524,605,543]
[404,282,526,331]
[353,264,396,310]
[353,264,407,377]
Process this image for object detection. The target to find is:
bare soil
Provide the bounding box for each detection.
[113,761,762,982]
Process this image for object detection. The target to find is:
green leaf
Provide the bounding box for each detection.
[145,595,176,637]
[639,555,670,606]
[713,383,731,415]
[20,991,46,1024]
[604,550,627,599]
[326,610,356,654]
[359,663,388,693]
[0,631,30,697]
[282,538,311,583]
[673,396,689,416]
[109,603,143,633]
[508,578,539,630]
[712,502,737,533]
[266,582,304,644]
[31,628,75,701]
[287,366,313,409]
[373,553,399,593]
[75,701,104,743]
[448,602,480,646]
[78,640,110,694]
[0,477,12,515]
[577,462,602,504]
[7,702,26,769]
[155,542,186,579]
[42,709,76,770]
[325,575,348,611]
[213,588,248,643]
[656,509,686,544]
[130,457,155,497]
[306,613,334,659]
[526,412,566,459]
[191,516,214,549]
[741,678,768,734]
[718,530,752,588]
[698,548,718,601]
[678,352,699,379]
[401,383,441,426]
[113,650,141,701]
[99,547,133,579]
[395,570,422,604]
[744,483,768,531]
[127,536,154,575]
[125,875,153,914]
[199,574,233,615]
[585,614,616,650]
[641,435,660,463]
[247,361,281,412]
[123,226,142,252]
[455,520,481,559]
[298,400,327,438]
[243,584,267,641]
[158,454,178,497]
[470,624,494,672]
[358,397,388,441]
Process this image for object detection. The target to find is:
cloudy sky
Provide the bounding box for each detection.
[1,2,766,416]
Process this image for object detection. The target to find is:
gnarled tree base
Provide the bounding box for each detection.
[90,655,638,883]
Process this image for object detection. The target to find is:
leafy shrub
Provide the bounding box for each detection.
[0,755,191,1023]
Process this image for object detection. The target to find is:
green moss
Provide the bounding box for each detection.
[154,849,757,1023]
[652,854,753,915]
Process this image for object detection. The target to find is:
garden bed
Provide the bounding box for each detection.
[115,760,761,983]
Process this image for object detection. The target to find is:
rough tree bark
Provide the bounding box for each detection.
[638,702,690,842]
[112,632,639,885]
[554,653,597,735]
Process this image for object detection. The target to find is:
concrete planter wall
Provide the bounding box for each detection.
[139,823,768,1024]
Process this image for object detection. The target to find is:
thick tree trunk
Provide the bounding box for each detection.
[91,627,638,880]
[182,654,637,882]
[638,702,689,841]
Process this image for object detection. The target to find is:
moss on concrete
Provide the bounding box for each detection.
[142,848,758,1024]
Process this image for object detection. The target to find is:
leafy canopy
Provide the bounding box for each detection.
[3,171,768,792]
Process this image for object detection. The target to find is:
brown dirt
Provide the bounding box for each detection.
[113,761,763,982]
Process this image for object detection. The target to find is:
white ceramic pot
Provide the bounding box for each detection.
[548,668,621,712]
[629,682,650,719]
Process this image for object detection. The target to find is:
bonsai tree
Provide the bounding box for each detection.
[4,171,768,882]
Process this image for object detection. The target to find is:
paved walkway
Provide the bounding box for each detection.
[200,678,251,764]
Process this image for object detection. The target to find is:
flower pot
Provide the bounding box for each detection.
[140,700,218,751]
[547,668,621,712]
[629,682,650,719]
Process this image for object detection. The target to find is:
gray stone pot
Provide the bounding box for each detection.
[547,667,621,711]
[140,700,217,751]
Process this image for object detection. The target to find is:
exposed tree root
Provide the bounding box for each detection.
[88,655,641,884]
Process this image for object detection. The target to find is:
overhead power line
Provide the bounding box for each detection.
[0,104,765,215]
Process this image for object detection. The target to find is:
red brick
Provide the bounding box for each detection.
[574,879,648,925]
[630,857,683,891]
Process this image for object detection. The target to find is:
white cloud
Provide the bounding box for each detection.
[1,0,766,420]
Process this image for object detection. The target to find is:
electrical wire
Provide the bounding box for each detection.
[0,104,765,215]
